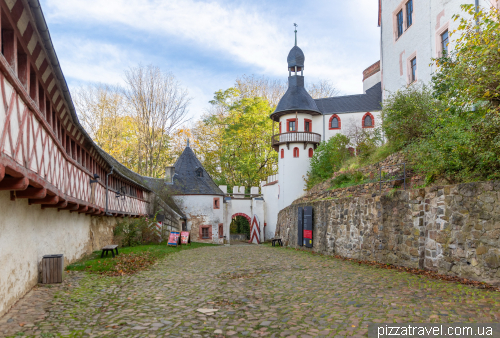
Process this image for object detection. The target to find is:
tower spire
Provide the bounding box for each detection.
[294,23,298,46]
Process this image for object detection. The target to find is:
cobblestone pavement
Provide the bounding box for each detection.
[1,245,499,337]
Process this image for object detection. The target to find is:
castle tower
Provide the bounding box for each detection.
[270,27,322,210]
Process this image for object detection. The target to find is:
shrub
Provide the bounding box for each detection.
[114,215,161,247]
[382,85,439,150]
[306,134,351,189]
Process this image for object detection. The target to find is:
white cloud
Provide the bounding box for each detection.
[45,0,288,75]
[44,0,381,117]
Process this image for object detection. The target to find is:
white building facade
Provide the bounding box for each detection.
[380,0,499,96]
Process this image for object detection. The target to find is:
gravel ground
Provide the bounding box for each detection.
[1,245,499,337]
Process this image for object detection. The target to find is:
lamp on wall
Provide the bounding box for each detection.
[115,186,126,201]
[89,173,100,184]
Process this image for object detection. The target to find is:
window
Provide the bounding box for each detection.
[363,113,375,128]
[213,197,220,209]
[202,227,209,239]
[406,0,413,28]
[304,119,311,132]
[195,167,203,177]
[397,10,404,37]
[441,30,449,57]
[287,120,296,132]
[219,223,223,238]
[280,149,284,159]
[293,147,299,158]
[410,57,417,83]
[308,148,313,158]
[329,114,341,130]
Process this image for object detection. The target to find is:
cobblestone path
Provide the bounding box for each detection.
[1,245,499,337]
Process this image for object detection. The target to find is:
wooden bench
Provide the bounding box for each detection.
[271,238,283,247]
[101,245,119,258]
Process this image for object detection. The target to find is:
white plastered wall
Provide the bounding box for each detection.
[363,72,381,93]
[324,111,382,142]
[381,0,491,96]
[261,182,279,239]
[0,191,116,318]
[172,195,224,244]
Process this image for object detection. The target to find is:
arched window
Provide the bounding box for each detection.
[329,114,341,130]
[308,148,314,158]
[362,112,375,128]
[293,147,299,158]
[280,149,284,159]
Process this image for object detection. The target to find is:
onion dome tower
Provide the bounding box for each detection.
[271,24,323,210]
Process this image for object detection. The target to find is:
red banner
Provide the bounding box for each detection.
[303,230,312,239]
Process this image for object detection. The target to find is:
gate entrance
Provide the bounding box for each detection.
[230,213,251,243]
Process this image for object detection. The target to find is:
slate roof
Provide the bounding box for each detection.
[287,46,305,68]
[171,146,224,196]
[314,82,382,114]
[271,76,322,121]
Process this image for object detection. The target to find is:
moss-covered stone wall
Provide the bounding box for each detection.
[276,181,500,285]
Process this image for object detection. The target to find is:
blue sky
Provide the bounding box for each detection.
[40,0,381,120]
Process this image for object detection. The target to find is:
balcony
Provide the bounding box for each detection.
[271,132,321,151]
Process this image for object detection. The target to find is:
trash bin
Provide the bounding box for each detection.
[42,254,64,284]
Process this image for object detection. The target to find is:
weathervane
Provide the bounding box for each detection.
[294,23,298,46]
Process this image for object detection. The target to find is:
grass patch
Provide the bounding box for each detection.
[66,242,215,276]
[339,143,399,172]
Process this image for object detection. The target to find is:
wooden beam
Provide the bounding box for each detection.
[30,195,59,205]
[42,200,67,209]
[59,203,79,211]
[0,164,4,182]
[16,187,46,199]
[0,177,29,191]
[85,207,95,214]
[77,205,88,214]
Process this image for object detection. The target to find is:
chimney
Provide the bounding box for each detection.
[165,166,175,184]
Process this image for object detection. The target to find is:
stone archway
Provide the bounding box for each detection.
[232,213,251,224]
[230,213,252,243]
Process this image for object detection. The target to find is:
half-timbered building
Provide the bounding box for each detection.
[0,0,184,317]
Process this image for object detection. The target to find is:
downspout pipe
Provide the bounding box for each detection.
[105,167,114,216]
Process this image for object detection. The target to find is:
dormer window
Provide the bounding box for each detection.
[195,167,203,177]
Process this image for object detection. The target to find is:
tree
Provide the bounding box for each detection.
[433,4,500,112]
[199,88,277,188]
[74,84,138,166]
[124,65,191,177]
[307,80,341,99]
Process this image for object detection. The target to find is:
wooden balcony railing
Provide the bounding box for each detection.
[271,132,322,151]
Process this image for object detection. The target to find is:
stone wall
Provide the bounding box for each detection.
[307,151,421,195]
[276,181,500,285]
[0,191,119,318]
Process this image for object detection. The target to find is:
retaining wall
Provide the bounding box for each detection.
[276,181,500,285]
